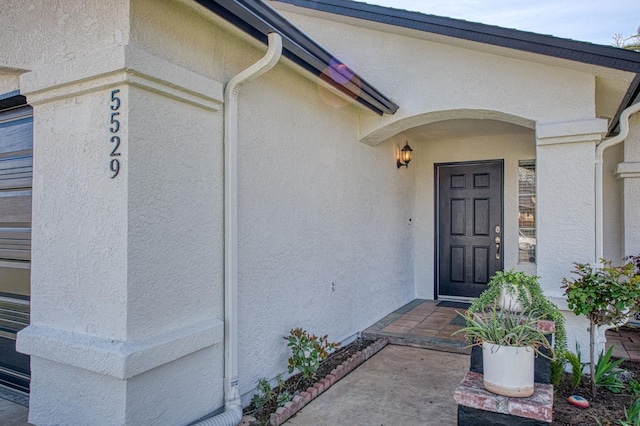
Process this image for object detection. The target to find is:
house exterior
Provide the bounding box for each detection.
[0,0,639,424]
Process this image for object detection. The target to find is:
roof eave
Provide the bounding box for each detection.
[193,0,399,115]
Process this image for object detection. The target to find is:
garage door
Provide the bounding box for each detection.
[0,100,32,393]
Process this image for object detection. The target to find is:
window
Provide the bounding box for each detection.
[518,160,536,263]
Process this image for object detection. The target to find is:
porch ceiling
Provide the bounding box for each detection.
[403,118,532,141]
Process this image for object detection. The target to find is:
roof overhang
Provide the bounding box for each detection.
[192,0,399,115]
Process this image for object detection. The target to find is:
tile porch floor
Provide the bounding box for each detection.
[362,299,640,361]
[362,299,470,354]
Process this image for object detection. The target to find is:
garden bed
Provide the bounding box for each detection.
[243,337,386,426]
[552,357,640,425]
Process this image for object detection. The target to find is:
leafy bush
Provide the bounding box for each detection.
[563,259,640,394]
[284,328,340,381]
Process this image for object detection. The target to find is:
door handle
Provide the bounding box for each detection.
[495,236,501,259]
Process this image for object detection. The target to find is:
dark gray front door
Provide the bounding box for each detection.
[436,160,503,298]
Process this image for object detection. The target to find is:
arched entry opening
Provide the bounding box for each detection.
[381,111,537,300]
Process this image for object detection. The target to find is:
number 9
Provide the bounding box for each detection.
[110,159,120,178]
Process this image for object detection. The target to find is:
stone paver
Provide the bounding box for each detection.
[362,299,470,354]
[284,345,469,426]
[606,326,640,362]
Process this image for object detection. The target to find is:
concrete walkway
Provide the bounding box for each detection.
[0,397,28,426]
[284,345,469,426]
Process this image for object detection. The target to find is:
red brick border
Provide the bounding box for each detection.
[269,338,389,426]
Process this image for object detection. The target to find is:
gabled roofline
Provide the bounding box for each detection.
[193,0,399,115]
[275,0,640,74]
[275,0,640,135]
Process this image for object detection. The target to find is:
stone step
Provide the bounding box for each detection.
[454,371,553,425]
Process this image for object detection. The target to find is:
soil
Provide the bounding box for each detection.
[244,337,640,426]
[242,338,374,425]
[552,358,640,425]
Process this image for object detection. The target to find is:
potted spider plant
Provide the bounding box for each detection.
[455,303,554,397]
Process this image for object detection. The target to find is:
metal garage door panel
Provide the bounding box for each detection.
[0,103,32,393]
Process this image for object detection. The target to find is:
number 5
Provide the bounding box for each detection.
[110,89,121,111]
[110,112,120,133]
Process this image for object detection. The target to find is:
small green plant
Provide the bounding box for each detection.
[617,398,640,426]
[563,259,640,394]
[594,346,626,393]
[550,357,565,388]
[565,350,584,388]
[454,303,554,358]
[251,378,274,409]
[250,375,292,413]
[284,328,340,381]
[629,380,640,398]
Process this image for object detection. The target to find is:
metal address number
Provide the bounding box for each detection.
[109,89,122,178]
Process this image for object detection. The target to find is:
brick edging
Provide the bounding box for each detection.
[269,337,389,426]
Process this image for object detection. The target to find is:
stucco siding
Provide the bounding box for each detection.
[277,10,597,145]
[0,0,130,71]
[603,143,624,263]
[235,64,415,395]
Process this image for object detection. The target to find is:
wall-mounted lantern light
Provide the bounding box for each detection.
[397,142,413,168]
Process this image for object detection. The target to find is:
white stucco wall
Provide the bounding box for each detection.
[603,143,624,262]
[128,0,416,399]
[5,1,227,423]
[620,113,640,257]
[276,8,596,146]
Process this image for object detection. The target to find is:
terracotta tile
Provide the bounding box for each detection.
[627,351,640,362]
[381,325,411,333]
[410,329,438,337]
[400,313,429,321]
[623,342,640,351]
[608,344,629,359]
[388,320,420,328]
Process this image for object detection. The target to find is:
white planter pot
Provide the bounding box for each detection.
[498,286,530,312]
[482,342,535,397]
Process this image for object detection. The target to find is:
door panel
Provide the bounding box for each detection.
[0,104,32,393]
[437,161,503,298]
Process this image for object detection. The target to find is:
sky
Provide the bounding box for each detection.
[365,0,640,46]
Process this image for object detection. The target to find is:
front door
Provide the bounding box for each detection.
[0,101,32,393]
[436,160,503,299]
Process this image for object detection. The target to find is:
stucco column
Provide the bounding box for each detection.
[535,118,607,359]
[617,113,640,257]
[15,45,226,425]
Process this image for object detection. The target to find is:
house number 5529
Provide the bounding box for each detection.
[109,89,122,178]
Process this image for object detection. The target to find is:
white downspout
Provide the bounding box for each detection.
[195,32,282,426]
[595,101,640,261]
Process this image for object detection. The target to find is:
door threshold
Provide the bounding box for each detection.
[437,295,474,303]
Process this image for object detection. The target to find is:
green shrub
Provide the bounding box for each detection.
[563,259,640,394]
[284,328,340,381]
